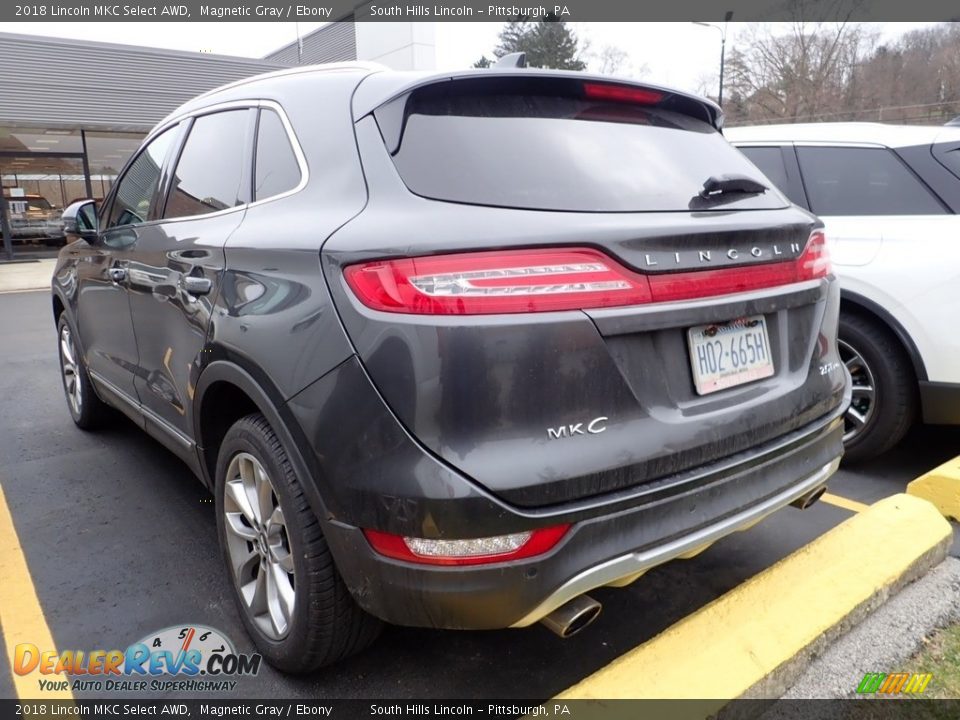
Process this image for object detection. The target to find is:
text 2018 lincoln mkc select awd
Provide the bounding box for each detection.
[53,62,851,671]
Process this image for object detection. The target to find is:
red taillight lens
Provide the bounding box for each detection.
[344,234,829,315]
[797,230,831,280]
[363,525,571,566]
[582,82,664,105]
[343,248,653,315]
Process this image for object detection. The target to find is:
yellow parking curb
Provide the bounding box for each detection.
[557,494,950,708]
[907,455,960,521]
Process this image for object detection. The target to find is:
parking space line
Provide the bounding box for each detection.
[820,493,869,513]
[0,486,74,700]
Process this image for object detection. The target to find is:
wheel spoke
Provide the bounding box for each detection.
[250,564,268,615]
[276,548,295,574]
[255,463,275,527]
[235,552,260,599]
[225,511,258,542]
[60,334,75,366]
[239,457,264,526]
[850,385,874,397]
[847,407,868,427]
[266,505,284,534]
[266,562,294,636]
[224,479,258,529]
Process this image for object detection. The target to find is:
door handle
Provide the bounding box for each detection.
[108,267,127,283]
[181,275,212,296]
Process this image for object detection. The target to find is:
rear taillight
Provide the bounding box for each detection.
[343,233,830,315]
[343,248,653,314]
[363,525,570,566]
[797,230,831,280]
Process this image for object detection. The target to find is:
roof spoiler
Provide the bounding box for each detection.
[354,69,724,142]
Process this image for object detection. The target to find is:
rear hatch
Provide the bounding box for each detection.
[322,74,847,507]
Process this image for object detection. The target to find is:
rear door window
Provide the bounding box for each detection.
[738,146,795,198]
[797,146,946,216]
[164,109,251,220]
[254,109,302,201]
[382,79,787,213]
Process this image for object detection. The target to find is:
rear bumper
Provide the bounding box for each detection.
[321,406,846,630]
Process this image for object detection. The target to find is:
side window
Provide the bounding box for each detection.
[739,146,791,197]
[164,110,250,220]
[106,126,177,229]
[797,146,945,216]
[254,109,302,201]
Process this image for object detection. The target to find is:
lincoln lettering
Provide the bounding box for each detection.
[641,242,803,268]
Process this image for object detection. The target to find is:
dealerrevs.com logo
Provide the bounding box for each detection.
[15,625,261,693]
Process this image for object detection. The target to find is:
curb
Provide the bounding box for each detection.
[0,258,56,294]
[556,493,951,710]
[907,455,960,521]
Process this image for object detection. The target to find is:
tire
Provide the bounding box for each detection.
[215,413,382,672]
[56,313,109,430]
[838,312,917,463]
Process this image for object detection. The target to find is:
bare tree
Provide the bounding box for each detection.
[724,21,877,124]
[594,45,629,75]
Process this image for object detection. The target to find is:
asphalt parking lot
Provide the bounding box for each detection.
[1,288,958,700]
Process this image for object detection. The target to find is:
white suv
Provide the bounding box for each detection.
[727,123,960,461]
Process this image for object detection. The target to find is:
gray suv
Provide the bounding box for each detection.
[53,64,850,672]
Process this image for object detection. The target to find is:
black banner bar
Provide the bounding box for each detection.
[4,0,960,23]
[0,700,959,720]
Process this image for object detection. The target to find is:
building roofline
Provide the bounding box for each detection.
[190,61,387,104]
[0,30,286,67]
[262,21,344,60]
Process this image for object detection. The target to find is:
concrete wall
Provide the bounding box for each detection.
[355,21,436,70]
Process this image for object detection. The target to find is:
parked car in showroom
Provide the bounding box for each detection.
[53,63,850,671]
[727,123,960,461]
[3,193,64,245]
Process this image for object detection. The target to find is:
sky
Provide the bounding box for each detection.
[7,21,941,96]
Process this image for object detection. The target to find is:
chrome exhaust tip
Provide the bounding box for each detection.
[790,485,827,510]
[540,595,602,638]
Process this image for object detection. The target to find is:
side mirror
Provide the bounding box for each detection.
[62,200,98,241]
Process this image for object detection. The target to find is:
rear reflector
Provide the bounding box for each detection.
[343,232,830,315]
[583,82,664,105]
[363,525,570,566]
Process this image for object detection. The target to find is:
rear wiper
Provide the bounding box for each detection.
[699,174,768,199]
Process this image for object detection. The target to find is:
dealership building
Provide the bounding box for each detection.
[0,22,436,260]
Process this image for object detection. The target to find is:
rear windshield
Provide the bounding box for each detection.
[381,79,787,213]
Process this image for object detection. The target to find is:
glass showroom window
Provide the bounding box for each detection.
[83,130,146,201]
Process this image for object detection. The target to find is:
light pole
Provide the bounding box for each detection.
[693,12,733,107]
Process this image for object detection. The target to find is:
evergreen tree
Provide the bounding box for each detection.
[490,15,586,71]
[473,55,492,68]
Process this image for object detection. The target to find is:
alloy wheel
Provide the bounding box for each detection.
[222,452,296,640]
[837,338,877,444]
[59,324,82,416]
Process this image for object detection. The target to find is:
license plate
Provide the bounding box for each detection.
[687,315,774,395]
